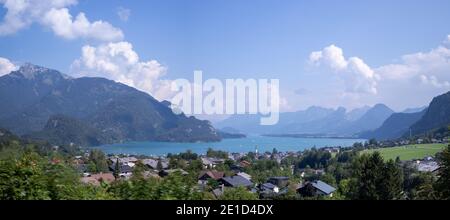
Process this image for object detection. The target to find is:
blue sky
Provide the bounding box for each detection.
[1,0,450,112]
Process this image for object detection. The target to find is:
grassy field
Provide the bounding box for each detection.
[362,143,448,161]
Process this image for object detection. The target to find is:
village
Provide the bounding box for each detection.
[71,138,444,200]
[74,148,339,199]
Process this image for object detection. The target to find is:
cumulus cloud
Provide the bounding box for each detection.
[420,75,450,88]
[309,45,347,70]
[0,57,17,76]
[376,45,450,83]
[309,44,379,94]
[0,0,123,41]
[71,41,174,101]
[117,7,131,22]
[308,35,450,110]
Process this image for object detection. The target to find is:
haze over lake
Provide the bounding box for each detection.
[94,136,366,156]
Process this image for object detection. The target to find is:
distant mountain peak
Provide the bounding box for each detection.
[373,103,390,109]
[12,63,72,80]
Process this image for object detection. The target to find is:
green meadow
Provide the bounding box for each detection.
[362,143,448,161]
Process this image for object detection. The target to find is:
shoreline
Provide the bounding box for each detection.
[90,135,366,157]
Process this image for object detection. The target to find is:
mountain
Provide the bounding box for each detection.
[402,106,428,114]
[360,110,426,140]
[214,106,335,134]
[215,104,394,136]
[344,104,394,135]
[281,107,350,135]
[346,106,371,121]
[410,91,450,135]
[26,115,111,147]
[0,64,220,146]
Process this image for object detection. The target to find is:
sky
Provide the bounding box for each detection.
[1,0,450,114]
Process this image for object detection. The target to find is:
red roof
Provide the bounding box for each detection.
[199,170,225,180]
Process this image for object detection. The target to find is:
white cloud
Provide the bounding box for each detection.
[71,41,174,101]
[0,57,18,76]
[420,75,450,88]
[375,45,450,86]
[309,44,347,70]
[308,35,450,110]
[117,7,131,22]
[309,44,379,94]
[0,0,123,41]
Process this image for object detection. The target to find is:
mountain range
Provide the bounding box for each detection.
[216,91,450,141]
[215,104,395,137]
[362,91,450,140]
[1,63,449,146]
[0,64,221,146]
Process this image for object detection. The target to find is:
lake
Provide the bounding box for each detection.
[94,136,366,156]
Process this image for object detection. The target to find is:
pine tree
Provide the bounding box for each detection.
[156,159,163,171]
[435,145,450,199]
[380,160,403,200]
[113,158,120,180]
[355,152,384,200]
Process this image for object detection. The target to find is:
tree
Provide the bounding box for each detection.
[0,152,50,200]
[380,160,403,200]
[158,171,199,200]
[156,159,163,171]
[350,152,404,200]
[88,149,108,173]
[113,159,120,180]
[132,161,146,180]
[219,187,258,200]
[435,145,450,199]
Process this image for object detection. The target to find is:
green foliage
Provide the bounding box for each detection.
[0,151,50,200]
[349,152,403,200]
[244,159,291,184]
[297,148,332,169]
[0,146,116,200]
[435,145,450,199]
[113,159,120,180]
[186,159,203,173]
[88,149,109,173]
[206,148,228,159]
[219,187,258,200]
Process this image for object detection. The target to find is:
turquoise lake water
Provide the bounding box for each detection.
[94,136,366,156]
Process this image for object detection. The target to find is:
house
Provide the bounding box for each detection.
[219,175,253,188]
[230,164,244,173]
[142,158,169,170]
[323,147,340,154]
[236,172,252,181]
[297,180,336,197]
[201,157,225,169]
[81,173,115,186]
[198,170,225,182]
[260,182,279,193]
[299,168,325,178]
[110,156,138,167]
[239,160,251,168]
[267,177,289,188]
[259,182,289,199]
[109,163,133,179]
[158,169,189,177]
[416,159,439,172]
